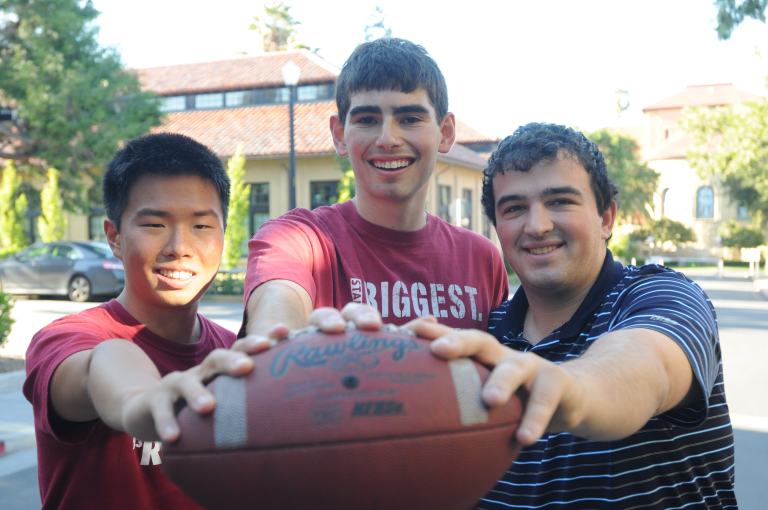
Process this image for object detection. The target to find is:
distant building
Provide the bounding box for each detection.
[641,83,761,258]
[84,49,499,246]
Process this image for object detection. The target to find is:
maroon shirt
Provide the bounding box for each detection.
[24,300,236,510]
[244,201,508,330]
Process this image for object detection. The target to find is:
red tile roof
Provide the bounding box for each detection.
[153,102,337,157]
[454,120,496,144]
[136,50,339,95]
[643,83,759,112]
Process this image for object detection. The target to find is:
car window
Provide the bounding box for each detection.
[16,244,50,262]
[52,245,79,260]
[78,243,113,258]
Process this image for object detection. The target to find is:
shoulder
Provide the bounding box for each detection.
[431,215,499,249]
[199,315,237,346]
[618,265,709,303]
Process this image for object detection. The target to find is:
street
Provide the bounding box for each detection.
[0,272,766,509]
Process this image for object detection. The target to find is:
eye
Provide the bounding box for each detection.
[140,223,164,228]
[500,204,525,217]
[194,224,214,230]
[400,115,423,125]
[548,198,576,207]
[352,115,378,125]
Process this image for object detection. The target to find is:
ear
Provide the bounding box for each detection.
[601,201,618,241]
[104,219,122,260]
[329,115,348,157]
[437,112,456,154]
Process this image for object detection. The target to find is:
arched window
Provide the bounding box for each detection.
[696,186,714,219]
[660,188,670,217]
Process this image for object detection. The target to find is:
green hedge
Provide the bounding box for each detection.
[0,290,14,349]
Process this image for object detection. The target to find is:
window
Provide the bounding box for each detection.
[297,84,334,102]
[737,205,750,221]
[160,96,186,112]
[89,210,107,241]
[460,189,473,230]
[482,214,491,239]
[194,92,224,109]
[660,188,670,217]
[438,185,453,223]
[249,183,270,236]
[695,186,714,219]
[51,244,78,260]
[310,181,339,209]
[225,91,249,107]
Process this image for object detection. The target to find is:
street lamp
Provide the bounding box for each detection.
[282,60,301,210]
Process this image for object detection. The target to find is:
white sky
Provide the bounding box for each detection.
[92,0,768,138]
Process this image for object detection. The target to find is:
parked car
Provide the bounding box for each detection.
[0,241,124,302]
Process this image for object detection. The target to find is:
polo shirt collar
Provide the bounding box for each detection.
[505,250,625,339]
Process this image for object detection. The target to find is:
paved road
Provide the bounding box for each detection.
[0,272,766,509]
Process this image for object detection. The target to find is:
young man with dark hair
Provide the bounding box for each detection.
[409,122,737,508]
[23,133,268,509]
[240,38,508,338]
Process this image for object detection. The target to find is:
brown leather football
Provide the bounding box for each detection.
[162,327,523,510]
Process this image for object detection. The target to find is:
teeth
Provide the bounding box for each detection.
[158,269,193,280]
[372,159,410,170]
[529,246,558,255]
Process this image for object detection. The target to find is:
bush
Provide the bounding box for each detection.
[609,230,641,263]
[0,290,14,349]
[719,221,764,248]
[631,218,696,247]
[207,271,245,296]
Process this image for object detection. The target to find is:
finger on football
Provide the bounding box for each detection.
[308,307,347,333]
[341,302,382,330]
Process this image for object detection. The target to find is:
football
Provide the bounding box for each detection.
[162,327,523,510]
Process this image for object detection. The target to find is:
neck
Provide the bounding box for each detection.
[352,195,427,231]
[522,282,594,345]
[117,292,201,344]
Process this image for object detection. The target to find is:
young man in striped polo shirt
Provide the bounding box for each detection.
[409,122,737,508]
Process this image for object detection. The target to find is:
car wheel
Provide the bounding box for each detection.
[68,275,92,302]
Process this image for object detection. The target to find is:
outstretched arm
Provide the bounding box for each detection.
[409,320,694,445]
[50,338,269,442]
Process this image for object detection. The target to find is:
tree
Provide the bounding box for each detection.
[250,2,304,52]
[0,159,28,255]
[222,146,250,270]
[0,0,160,210]
[37,167,66,243]
[335,155,355,203]
[365,6,393,41]
[715,0,767,39]
[589,129,659,223]
[631,218,696,249]
[719,220,765,247]
[681,99,768,226]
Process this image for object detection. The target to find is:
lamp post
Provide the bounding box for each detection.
[282,60,300,210]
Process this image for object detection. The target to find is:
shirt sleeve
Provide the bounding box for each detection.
[608,271,720,426]
[23,318,106,441]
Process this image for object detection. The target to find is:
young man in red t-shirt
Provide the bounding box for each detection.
[241,38,508,341]
[24,134,272,509]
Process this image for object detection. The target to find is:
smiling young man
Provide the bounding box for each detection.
[23,134,265,509]
[403,122,736,508]
[240,38,508,338]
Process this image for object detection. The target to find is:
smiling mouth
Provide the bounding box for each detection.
[369,159,413,170]
[155,269,194,281]
[526,245,561,255]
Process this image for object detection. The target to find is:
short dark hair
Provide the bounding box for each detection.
[103,133,230,230]
[481,122,618,225]
[335,38,448,125]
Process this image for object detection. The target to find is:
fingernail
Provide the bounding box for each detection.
[162,424,177,439]
[321,316,344,328]
[195,395,212,408]
[433,337,454,348]
[231,357,250,370]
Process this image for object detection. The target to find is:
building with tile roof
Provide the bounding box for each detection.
[641,83,762,258]
[127,49,499,244]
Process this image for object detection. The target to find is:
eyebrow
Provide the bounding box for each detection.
[495,186,583,208]
[135,208,220,218]
[347,104,431,117]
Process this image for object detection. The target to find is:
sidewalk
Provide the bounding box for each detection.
[0,370,34,456]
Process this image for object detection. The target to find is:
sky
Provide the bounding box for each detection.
[92,0,768,138]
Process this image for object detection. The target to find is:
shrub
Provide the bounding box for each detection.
[0,290,14,349]
[719,221,764,248]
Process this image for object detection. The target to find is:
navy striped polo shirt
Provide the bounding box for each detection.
[481,251,737,509]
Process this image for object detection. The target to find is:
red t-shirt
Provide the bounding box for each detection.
[244,201,508,331]
[23,300,236,510]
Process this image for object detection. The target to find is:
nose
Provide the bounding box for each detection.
[376,119,402,150]
[162,226,192,258]
[523,203,554,237]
